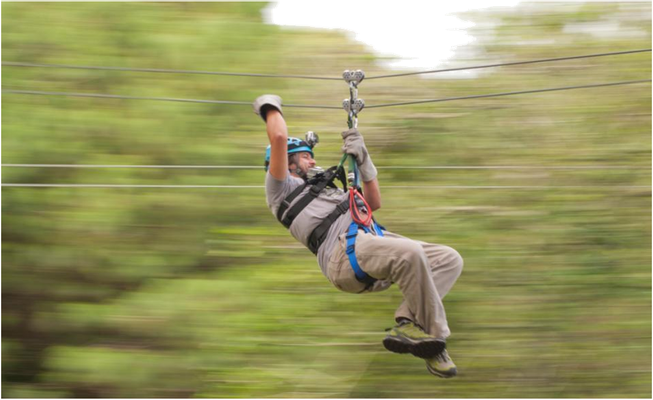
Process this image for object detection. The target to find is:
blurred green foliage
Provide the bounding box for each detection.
[2,2,651,398]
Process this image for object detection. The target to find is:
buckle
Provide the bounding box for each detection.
[356,275,377,286]
[346,244,355,254]
[309,185,322,196]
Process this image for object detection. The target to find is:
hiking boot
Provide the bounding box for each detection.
[382,320,445,359]
[425,348,457,378]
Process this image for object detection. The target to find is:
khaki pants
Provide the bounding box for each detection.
[326,229,463,339]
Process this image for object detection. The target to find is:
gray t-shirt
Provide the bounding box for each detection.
[265,171,353,276]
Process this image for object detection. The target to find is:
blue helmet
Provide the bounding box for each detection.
[264,137,314,171]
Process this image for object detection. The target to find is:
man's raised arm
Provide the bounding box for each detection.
[254,95,288,180]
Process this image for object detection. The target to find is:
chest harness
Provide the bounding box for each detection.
[275,69,384,289]
[275,160,384,288]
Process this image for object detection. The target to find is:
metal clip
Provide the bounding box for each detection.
[306,166,325,180]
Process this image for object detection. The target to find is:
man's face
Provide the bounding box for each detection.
[290,152,316,176]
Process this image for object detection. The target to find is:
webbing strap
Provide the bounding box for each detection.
[307,199,350,255]
[280,180,326,228]
[345,222,377,285]
[374,220,385,237]
[276,182,307,223]
[278,167,338,229]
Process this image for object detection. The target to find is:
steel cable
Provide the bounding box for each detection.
[1,183,650,190]
[0,89,341,109]
[3,48,650,80]
[1,164,650,170]
[365,48,652,79]
[3,79,651,109]
[1,61,342,81]
[366,79,652,108]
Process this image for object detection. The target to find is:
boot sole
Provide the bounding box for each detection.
[382,336,445,359]
[426,364,457,379]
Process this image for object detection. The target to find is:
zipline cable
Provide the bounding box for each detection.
[2,183,650,190]
[366,79,652,108]
[1,164,650,170]
[3,48,650,80]
[2,164,263,169]
[0,89,341,109]
[1,61,342,81]
[365,48,652,79]
[3,79,651,109]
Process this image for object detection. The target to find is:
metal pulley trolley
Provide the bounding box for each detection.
[338,69,366,190]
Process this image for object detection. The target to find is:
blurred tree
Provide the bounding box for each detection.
[2,2,651,398]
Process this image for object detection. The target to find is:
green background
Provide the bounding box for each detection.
[2,2,651,397]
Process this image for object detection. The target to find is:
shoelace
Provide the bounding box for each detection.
[385,321,428,333]
[433,350,450,363]
[385,320,410,332]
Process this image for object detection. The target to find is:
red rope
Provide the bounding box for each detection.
[349,188,373,227]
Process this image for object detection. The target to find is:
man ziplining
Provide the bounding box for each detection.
[253,92,463,378]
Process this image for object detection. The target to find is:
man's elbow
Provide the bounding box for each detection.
[369,199,382,212]
[269,133,287,146]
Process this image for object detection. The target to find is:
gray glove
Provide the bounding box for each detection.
[253,94,283,122]
[341,128,377,182]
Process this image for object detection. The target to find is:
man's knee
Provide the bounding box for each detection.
[446,247,464,275]
[400,240,431,272]
[379,238,429,271]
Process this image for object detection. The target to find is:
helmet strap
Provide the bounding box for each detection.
[290,166,306,179]
[288,154,307,179]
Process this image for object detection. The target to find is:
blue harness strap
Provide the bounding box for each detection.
[374,220,385,238]
[345,221,385,286]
